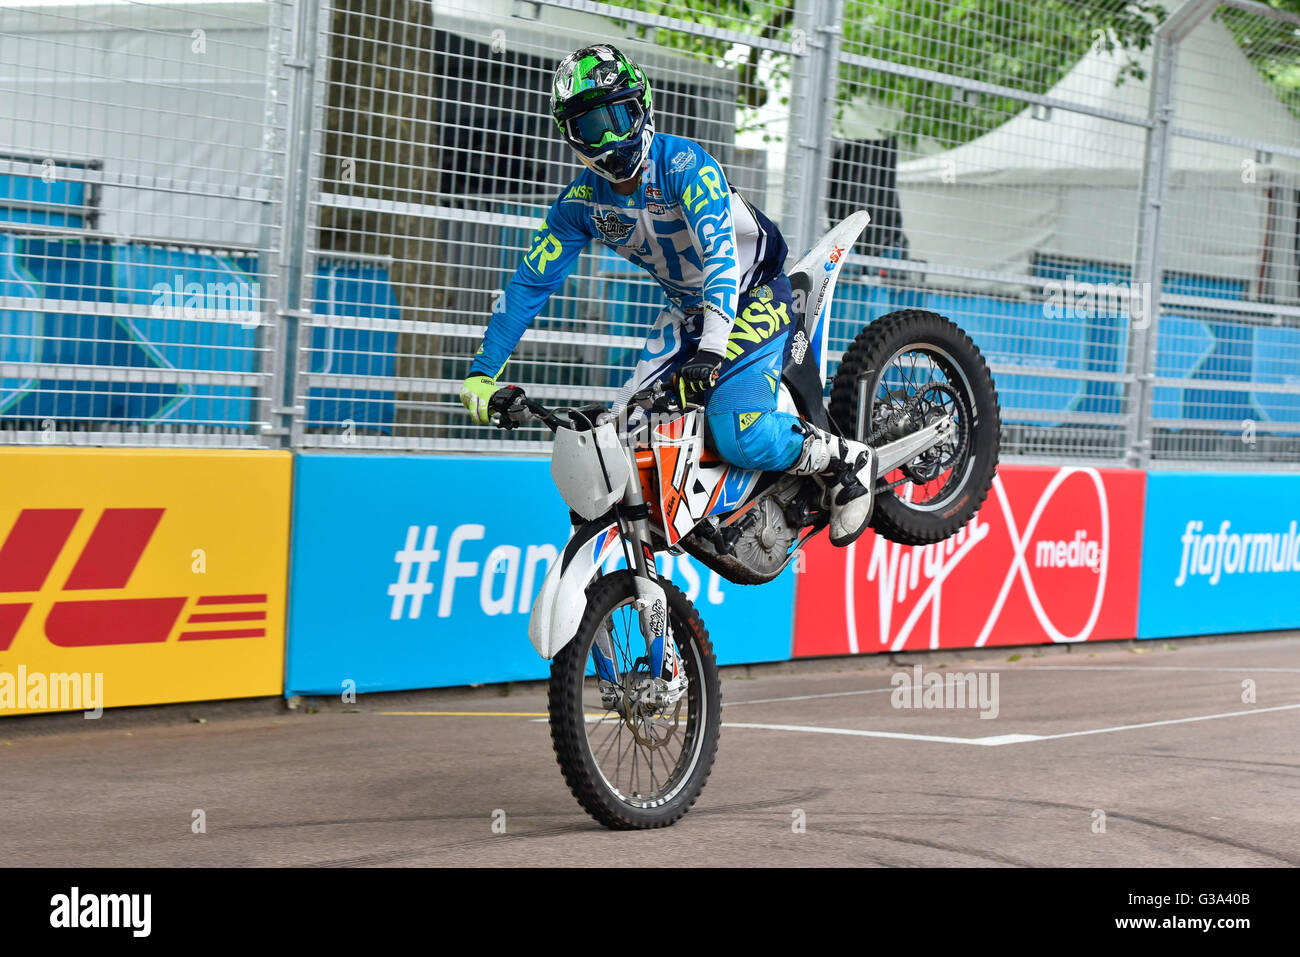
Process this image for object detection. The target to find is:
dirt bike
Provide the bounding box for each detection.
[487,212,1001,829]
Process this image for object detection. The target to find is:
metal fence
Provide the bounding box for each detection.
[3,0,1299,467]
[0,0,290,445]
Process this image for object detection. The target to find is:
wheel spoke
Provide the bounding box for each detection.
[574,596,708,810]
[868,346,974,510]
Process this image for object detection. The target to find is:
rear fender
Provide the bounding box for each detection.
[787,210,872,382]
[528,517,622,659]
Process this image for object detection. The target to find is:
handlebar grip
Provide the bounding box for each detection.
[489,385,526,414]
[485,387,562,434]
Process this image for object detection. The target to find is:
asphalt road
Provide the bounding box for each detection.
[2,635,1299,866]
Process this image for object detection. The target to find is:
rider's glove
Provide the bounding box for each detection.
[460,373,500,425]
[676,349,723,406]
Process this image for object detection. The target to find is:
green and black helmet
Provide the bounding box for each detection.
[550,44,654,183]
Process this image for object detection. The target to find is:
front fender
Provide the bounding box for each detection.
[528,516,622,659]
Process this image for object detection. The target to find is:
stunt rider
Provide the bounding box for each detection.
[460,44,877,546]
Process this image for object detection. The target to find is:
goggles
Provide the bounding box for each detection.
[566,97,645,153]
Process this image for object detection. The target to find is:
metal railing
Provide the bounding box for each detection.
[0,0,288,445]
[2,0,1297,467]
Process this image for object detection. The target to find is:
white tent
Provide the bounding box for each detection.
[0,1,274,247]
[889,12,1300,293]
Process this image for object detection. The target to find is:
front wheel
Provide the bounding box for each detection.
[548,571,720,829]
[830,309,1001,546]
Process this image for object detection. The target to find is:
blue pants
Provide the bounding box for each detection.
[625,275,805,472]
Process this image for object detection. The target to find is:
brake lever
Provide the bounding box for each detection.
[627,382,663,410]
[488,385,529,431]
[657,378,699,414]
[629,379,694,414]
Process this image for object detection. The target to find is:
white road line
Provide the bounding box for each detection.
[723,687,897,707]
[528,685,900,720]
[722,702,1300,747]
[721,663,1300,709]
[720,722,1037,746]
[1028,702,1300,741]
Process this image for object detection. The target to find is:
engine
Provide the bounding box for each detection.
[731,497,799,576]
[679,479,813,585]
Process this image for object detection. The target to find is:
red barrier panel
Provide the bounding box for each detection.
[793,466,1146,656]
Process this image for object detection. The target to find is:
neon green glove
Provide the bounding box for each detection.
[460,374,500,425]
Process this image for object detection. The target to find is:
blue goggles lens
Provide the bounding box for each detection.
[570,100,641,148]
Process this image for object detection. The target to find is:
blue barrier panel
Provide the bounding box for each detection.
[2,241,401,429]
[1252,326,1300,424]
[0,167,89,228]
[4,239,258,424]
[285,453,797,695]
[0,234,42,411]
[307,261,399,432]
[1138,471,1300,638]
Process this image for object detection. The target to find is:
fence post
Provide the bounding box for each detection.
[271,0,327,449]
[785,0,845,257]
[1127,0,1217,468]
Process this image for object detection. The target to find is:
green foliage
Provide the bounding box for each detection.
[1217,0,1300,118]
[837,0,1165,148]
[603,0,1168,147]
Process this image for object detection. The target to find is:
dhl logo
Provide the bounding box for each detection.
[0,507,267,650]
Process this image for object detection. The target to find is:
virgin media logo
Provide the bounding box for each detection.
[843,468,1115,653]
[0,508,267,649]
[846,510,990,654]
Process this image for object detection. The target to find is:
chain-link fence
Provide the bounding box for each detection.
[295,0,800,451]
[1141,0,1300,463]
[3,0,1299,466]
[0,0,291,445]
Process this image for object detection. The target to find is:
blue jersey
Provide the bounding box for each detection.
[470,133,788,377]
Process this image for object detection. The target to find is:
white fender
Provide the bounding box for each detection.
[787,210,872,381]
[528,518,622,659]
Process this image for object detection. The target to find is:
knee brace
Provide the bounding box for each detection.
[706,409,806,473]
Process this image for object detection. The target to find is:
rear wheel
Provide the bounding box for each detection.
[548,572,720,829]
[830,309,1000,545]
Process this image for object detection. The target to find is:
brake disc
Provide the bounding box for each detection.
[627,698,683,749]
[871,380,967,489]
[900,382,967,484]
[616,665,685,749]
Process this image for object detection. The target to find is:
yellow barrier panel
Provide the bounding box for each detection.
[0,449,291,716]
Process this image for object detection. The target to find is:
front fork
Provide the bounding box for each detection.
[589,459,679,685]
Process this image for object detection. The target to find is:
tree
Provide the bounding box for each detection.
[1219,0,1300,118]
[606,0,1167,148]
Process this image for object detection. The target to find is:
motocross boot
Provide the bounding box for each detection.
[788,422,877,547]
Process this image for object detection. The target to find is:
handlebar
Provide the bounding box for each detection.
[488,386,564,433]
[487,380,690,434]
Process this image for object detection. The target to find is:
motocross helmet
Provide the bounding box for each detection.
[550,44,654,184]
